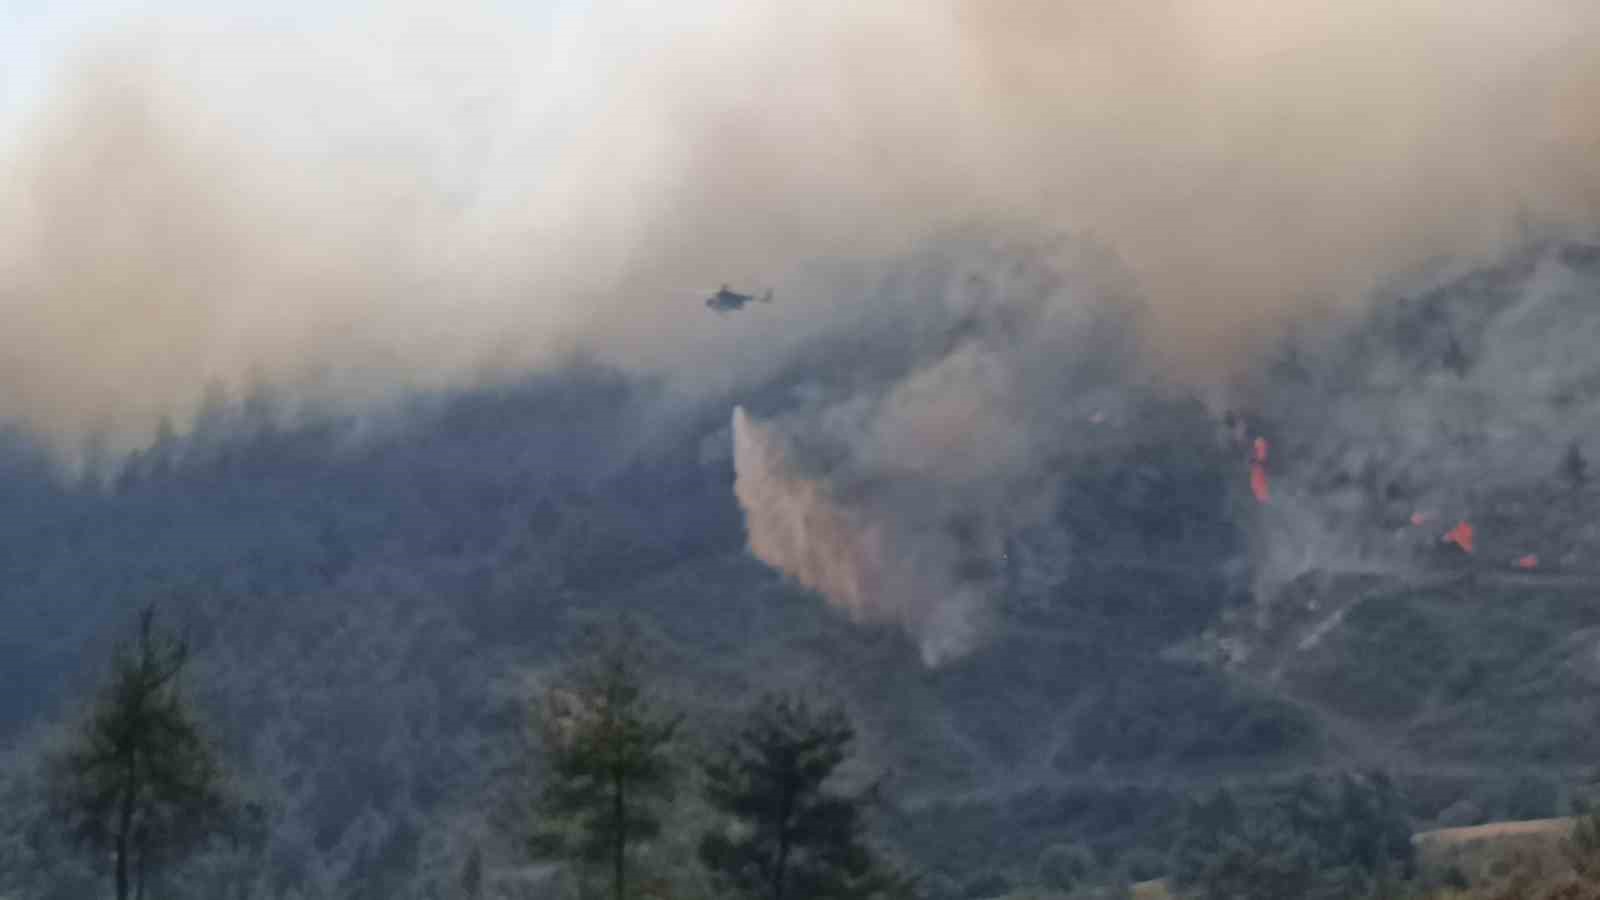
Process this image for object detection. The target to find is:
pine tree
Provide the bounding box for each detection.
[699,694,906,900]
[49,606,234,900]
[529,624,680,900]
[1565,441,1589,486]
[460,844,485,899]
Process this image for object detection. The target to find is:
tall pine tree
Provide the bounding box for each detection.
[49,606,235,900]
[529,624,680,900]
[699,694,906,900]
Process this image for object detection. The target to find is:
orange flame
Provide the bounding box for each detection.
[1444,520,1475,554]
[1250,462,1270,503]
[1247,436,1270,503]
[1515,554,1539,569]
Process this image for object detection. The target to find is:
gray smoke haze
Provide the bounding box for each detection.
[6,1,1600,656]
[1253,245,1600,578]
[732,407,976,662]
[3,0,1599,458]
[732,235,1148,663]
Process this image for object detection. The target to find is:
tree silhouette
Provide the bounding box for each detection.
[1564,441,1589,486]
[700,694,906,900]
[528,624,680,900]
[49,606,234,900]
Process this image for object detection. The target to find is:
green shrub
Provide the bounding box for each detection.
[1037,843,1097,892]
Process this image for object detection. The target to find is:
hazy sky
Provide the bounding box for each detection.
[0,2,279,121]
[1,1,1597,461]
[0,0,572,133]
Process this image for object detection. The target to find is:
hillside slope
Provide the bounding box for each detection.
[4,238,1600,896]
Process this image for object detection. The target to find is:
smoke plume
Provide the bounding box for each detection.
[733,407,978,664]
[2,1,1598,457]
[730,234,1149,662]
[1254,245,1600,574]
[5,2,1600,654]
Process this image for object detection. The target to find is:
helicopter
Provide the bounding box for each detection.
[705,284,774,315]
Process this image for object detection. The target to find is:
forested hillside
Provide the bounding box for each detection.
[4,238,1600,898]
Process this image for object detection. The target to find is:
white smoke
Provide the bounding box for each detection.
[2,1,1599,458]
[733,407,981,665]
[1251,245,1600,571]
[729,235,1146,662]
[5,1,1600,656]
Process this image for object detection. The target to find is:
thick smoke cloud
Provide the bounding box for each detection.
[733,407,986,665]
[732,235,1146,663]
[1253,246,1600,576]
[4,1,1600,653]
[2,1,1598,458]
